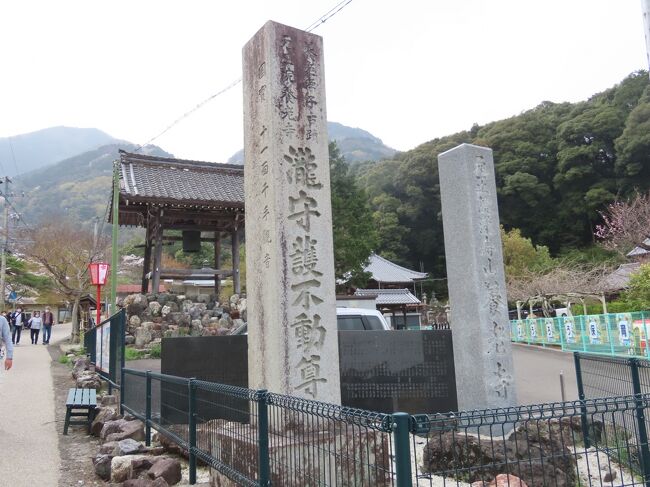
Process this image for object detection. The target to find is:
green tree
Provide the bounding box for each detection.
[621,264,650,310]
[6,255,52,298]
[329,142,378,287]
[615,85,650,193]
[501,227,553,277]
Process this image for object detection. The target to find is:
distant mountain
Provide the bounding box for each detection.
[14,143,171,225]
[0,126,120,177]
[227,121,397,164]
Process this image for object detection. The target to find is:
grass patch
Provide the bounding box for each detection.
[149,343,161,359]
[125,347,147,361]
[58,355,71,365]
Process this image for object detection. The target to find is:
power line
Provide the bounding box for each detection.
[305,0,354,32]
[133,0,355,152]
[133,77,242,153]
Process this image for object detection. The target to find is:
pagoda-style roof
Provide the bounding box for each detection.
[114,150,244,229]
[364,253,428,284]
[355,288,421,306]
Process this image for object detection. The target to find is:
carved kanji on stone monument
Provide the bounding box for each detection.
[243,21,340,403]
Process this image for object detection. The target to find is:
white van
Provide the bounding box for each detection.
[336,307,391,331]
[231,307,391,335]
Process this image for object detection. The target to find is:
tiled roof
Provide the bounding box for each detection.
[355,288,421,305]
[119,150,244,208]
[603,262,641,291]
[364,253,428,284]
[627,238,650,257]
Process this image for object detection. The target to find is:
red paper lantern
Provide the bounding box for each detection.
[88,262,110,286]
[88,262,110,326]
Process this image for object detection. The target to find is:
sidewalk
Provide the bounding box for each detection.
[0,322,70,486]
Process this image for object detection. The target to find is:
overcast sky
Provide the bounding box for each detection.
[0,0,647,162]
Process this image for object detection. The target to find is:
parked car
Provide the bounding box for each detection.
[230,307,391,335]
[336,307,391,331]
[383,312,421,330]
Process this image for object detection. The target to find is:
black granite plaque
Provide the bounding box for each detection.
[161,336,249,423]
[161,331,458,417]
[338,330,458,414]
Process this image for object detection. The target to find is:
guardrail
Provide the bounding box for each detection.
[511,311,650,358]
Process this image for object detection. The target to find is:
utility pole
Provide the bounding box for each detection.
[0,176,11,312]
[641,0,650,77]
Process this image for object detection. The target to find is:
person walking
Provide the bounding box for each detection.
[0,312,13,370]
[29,310,43,345]
[42,306,55,345]
[12,307,25,345]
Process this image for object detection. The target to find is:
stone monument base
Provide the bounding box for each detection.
[209,420,391,486]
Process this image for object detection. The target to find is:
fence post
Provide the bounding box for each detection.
[393,412,413,487]
[630,358,650,486]
[606,315,615,356]
[120,367,126,417]
[256,389,270,486]
[145,371,152,447]
[573,352,591,448]
[188,378,197,485]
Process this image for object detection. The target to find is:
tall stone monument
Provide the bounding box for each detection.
[242,21,341,403]
[438,144,516,411]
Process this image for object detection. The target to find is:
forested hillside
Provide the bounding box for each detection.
[14,144,171,225]
[356,71,650,279]
[0,126,119,176]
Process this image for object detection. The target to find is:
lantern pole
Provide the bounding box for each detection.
[96,284,102,326]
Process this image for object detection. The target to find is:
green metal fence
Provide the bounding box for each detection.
[122,367,650,486]
[511,311,650,358]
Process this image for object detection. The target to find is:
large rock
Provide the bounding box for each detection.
[71,356,90,379]
[91,406,119,436]
[76,370,102,390]
[147,457,182,485]
[100,394,118,406]
[110,454,151,483]
[149,301,162,317]
[135,328,153,348]
[117,438,147,456]
[125,294,148,316]
[101,419,128,440]
[93,453,112,481]
[124,479,170,487]
[472,474,529,487]
[105,419,145,442]
[167,312,190,327]
[421,424,578,487]
[181,300,193,313]
[130,314,142,329]
[161,305,172,318]
[99,441,119,454]
[218,314,233,329]
[188,305,205,320]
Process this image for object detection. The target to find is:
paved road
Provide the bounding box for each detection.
[512,343,579,405]
[0,322,70,487]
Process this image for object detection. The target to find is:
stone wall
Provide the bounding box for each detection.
[120,292,246,349]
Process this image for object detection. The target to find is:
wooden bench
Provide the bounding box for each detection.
[63,388,97,435]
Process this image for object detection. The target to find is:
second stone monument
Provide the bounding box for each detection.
[438,143,517,411]
[243,21,341,403]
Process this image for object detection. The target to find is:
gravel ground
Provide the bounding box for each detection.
[48,331,104,487]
